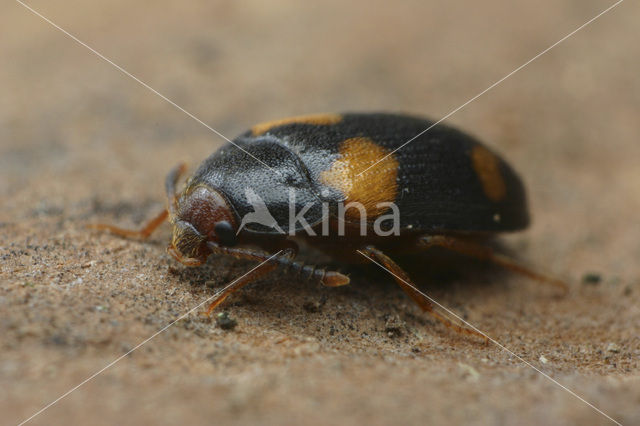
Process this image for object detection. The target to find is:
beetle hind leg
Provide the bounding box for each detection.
[360,245,487,341]
[418,235,567,294]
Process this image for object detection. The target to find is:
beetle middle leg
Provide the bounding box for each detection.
[360,245,487,341]
[87,163,187,239]
[417,235,567,293]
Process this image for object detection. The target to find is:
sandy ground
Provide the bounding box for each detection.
[1,1,639,425]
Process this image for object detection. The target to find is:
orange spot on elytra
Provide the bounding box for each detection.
[251,113,342,136]
[320,137,398,219]
[471,145,507,202]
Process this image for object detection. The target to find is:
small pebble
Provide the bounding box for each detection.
[458,362,480,381]
[539,355,548,364]
[582,272,601,285]
[303,301,322,313]
[384,314,405,338]
[606,342,620,353]
[216,312,237,330]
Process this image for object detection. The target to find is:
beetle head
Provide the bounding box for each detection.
[168,185,237,265]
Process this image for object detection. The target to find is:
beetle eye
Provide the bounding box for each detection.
[214,221,237,246]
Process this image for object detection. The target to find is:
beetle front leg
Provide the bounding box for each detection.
[360,245,487,341]
[88,209,168,239]
[87,163,187,240]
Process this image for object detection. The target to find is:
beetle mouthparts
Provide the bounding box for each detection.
[167,243,204,267]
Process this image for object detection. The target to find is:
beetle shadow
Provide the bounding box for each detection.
[170,243,527,340]
[388,249,510,296]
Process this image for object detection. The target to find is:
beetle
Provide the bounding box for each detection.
[92,112,565,338]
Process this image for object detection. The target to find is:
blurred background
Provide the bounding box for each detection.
[1,1,638,425]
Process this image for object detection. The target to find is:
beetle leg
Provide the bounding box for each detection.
[87,163,188,239]
[203,244,349,315]
[360,245,487,341]
[206,243,350,288]
[88,209,168,239]
[417,235,567,294]
[204,251,282,316]
[165,162,187,217]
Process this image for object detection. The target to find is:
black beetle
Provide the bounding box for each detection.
[93,113,564,338]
